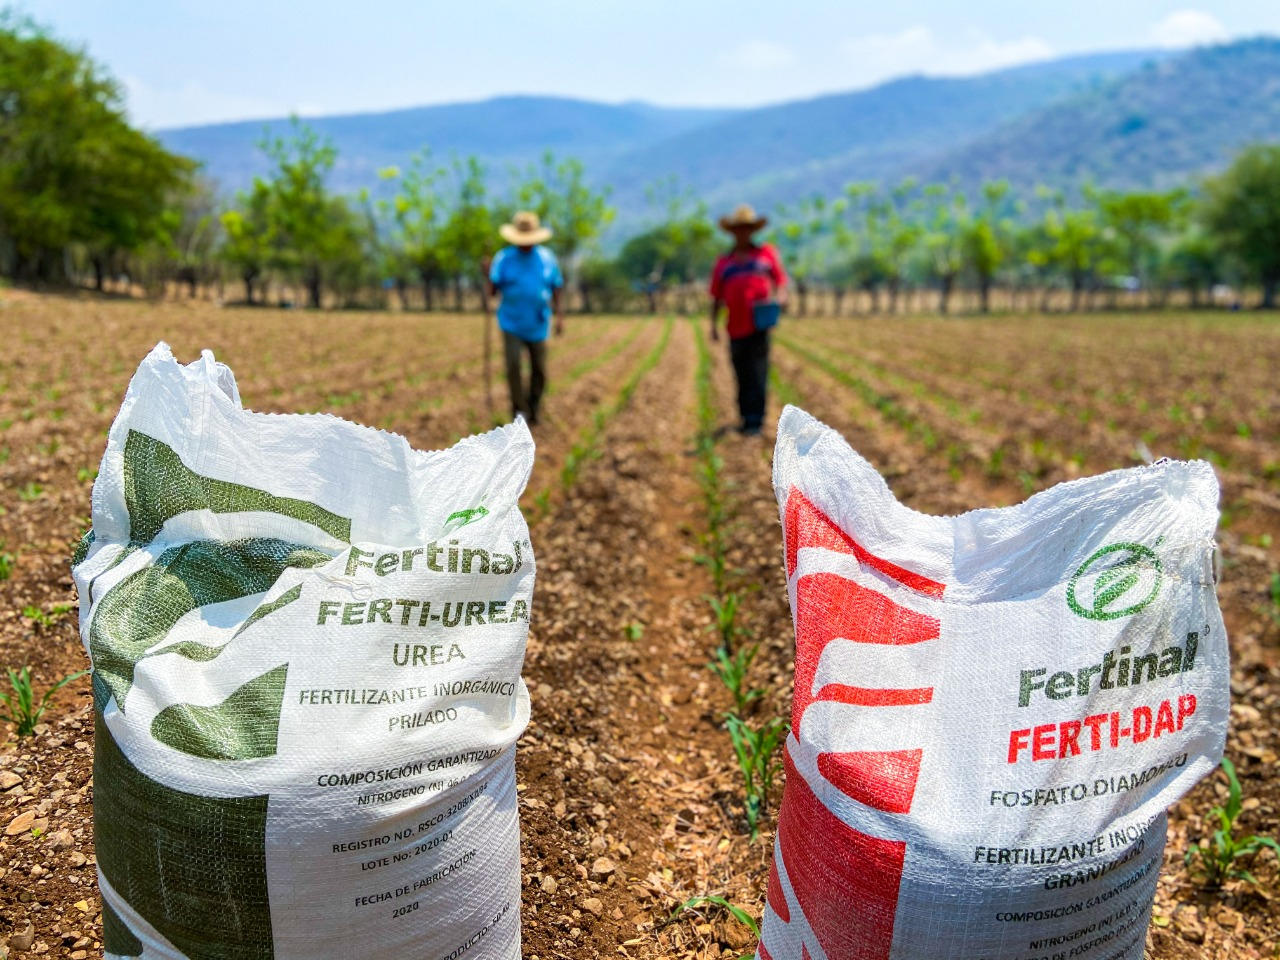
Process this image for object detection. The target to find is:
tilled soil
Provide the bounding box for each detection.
[0,295,1276,959]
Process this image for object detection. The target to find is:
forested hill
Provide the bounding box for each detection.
[921,38,1280,194]
[158,97,739,193]
[157,50,1157,207]
[600,50,1165,214]
[157,41,1280,220]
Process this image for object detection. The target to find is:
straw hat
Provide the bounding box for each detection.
[500,210,553,246]
[719,203,768,233]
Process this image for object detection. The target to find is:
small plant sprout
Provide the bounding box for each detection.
[0,666,88,737]
[23,604,70,629]
[671,895,760,960]
[709,642,764,716]
[706,592,747,652]
[1269,573,1280,627]
[725,713,787,841]
[0,545,13,580]
[623,622,644,642]
[17,481,43,502]
[1185,757,1280,887]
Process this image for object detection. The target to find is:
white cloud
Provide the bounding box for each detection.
[841,27,1054,81]
[721,40,795,71]
[123,76,293,129]
[1150,10,1230,49]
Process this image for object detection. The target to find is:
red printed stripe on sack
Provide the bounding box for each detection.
[775,749,906,960]
[762,492,947,959]
[784,487,944,596]
[792,573,940,734]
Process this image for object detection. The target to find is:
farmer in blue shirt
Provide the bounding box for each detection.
[483,211,565,425]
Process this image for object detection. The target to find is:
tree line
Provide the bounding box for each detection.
[2,14,1279,313]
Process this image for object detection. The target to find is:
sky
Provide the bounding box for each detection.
[17,1,1280,129]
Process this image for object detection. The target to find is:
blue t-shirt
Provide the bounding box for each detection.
[490,245,564,343]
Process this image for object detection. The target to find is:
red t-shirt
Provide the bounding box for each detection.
[709,243,788,340]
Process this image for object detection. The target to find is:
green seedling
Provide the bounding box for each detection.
[23,604,71,628]
[1185,757,1280,887]
[77,467,97,483]
[623,622,644,642]
[1269,573,1280,627]
[0,547,13,580]
[17,482,43,502]
[0,666,88,737]
[706,592,748,651]
[671,895,760,960]
[709,642,763,716]
[725,713,787,841]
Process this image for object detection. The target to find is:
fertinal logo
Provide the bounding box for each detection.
[1067,543,1163,620]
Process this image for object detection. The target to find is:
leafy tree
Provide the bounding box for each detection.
[577,257,632,314]
[437,156,501,311]
[962,181,1014,313]
[221,181,274,304]
[515,152,613,308]
[258,119,349,308]
[619,179,717,313]
[382,150,446,310]
[860,180,923,314]
[770,196,828,316]
[1165,230,1221,307]
[1039,191,1107,311]
[1092,187,1189,298]
[1201,143,1280,308]
[921,184,967,315]
[156,177,220,297]
[0,14,193,284]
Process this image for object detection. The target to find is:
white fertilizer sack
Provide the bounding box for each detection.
[760,406,1228,960]
[72,344,534,960]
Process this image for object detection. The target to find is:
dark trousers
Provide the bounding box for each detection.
[503,332,547,422]
[729,330,770,430]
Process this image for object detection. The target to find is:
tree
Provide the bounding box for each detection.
[921,184,966,315]
[619,179,717,313]
[383,150,446,310]
[770,196,828,317]
[515,152,613,309]
[874,181,924,314]
[0,14,193,284]
[156,177,220,297]
[1201,144,1280,308]
[258,119,347,308]
[221,181,274,304]
[1093,186,1189,302]
[962,181,1014,313]
[1165,231,1221,308]
[1039,191,1106,311]
[437,157,500,311]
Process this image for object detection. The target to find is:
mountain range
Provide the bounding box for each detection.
[157,39,1280,230]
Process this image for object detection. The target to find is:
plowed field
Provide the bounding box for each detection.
[0,294,1276,959]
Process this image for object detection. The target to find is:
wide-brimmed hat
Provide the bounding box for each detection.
[719,203,768,233]
[500,210,553,246]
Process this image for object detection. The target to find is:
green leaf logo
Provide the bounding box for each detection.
[444,505,490,530]
[1067,542,1163,620]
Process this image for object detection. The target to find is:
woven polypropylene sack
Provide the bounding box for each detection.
[759,406,1228,960]
[72,344,534,960]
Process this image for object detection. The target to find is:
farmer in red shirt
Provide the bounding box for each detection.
[709,204,788,436]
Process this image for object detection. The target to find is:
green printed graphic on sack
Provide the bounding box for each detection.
[1067,543,1163,621]
[86,431,351,959]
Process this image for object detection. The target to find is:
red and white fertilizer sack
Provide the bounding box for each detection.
[72,344,533,960]
[761,406,1228,960]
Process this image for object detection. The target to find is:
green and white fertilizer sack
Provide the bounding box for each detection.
[760,406,1228,960]
[72,344,533,960]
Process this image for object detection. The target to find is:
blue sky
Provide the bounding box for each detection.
[19,2,1280,129]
